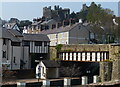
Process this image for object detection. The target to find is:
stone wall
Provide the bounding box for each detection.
[109,45,120,81]
[50,46,57,59]
[49,44,120,82]
[61,44,110,52]
[100,62,112,82]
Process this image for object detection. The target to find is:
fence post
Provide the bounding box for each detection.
[81,76,88,85]
[42,79,50,87]
[64,78,71,86]
[93,75,99,83]
[17,81,26,87]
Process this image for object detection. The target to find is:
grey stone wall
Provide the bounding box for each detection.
[50,46,57,59]
[109,45,120,81]
[100,62,112,82]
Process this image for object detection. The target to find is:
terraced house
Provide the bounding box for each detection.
[39,22,105,46]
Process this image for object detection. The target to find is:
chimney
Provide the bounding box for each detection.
[63,20,69,27]
[69,19,72,26]
[69,19,76,26]
[79,19,82,23]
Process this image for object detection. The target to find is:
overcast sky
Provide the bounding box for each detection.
[0,2,119,21]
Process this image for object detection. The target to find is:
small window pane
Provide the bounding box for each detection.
[35,41,42,46]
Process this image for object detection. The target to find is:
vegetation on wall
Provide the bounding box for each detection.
[51,44,63,61]
[55,44,63,53]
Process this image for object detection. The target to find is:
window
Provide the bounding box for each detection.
[11,42,20,46]
[66,42,67,44]
[42,67,44,74]
[52,24,56,29]
[44,42,47,46]
[35,41,42,46]
[3,39,6,45]
[56,34,58,38]
[90,33,95,39]
[13,57,16,63]
[3,51,6,58]
[23,41,30,46]
[56,42,58,45]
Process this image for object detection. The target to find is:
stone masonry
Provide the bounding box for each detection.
[50,44,120,82]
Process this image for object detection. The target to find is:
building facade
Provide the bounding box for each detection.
[40,22,104,46]
[4,23,20,31]
[0,27,50,70]
[36,60,60,79]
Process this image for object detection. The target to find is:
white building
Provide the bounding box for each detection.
[36,60,60,79]
[0,27,50,70]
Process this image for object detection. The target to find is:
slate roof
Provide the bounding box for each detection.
[2,28,21,42]
[8,29,23,37]
[32,21,41,26]
[39,23,79,34]
[23,34,50,41]
[86,24,105,35]
[42,60,60,68]
[0,27,49,42]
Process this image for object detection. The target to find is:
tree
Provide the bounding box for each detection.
[86,2,114,43]
[113,17,120,42]
[76,10,88,21]
[70,11,76,19]
[9,18,20,23]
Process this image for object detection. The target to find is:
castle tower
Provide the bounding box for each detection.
[43,6,52,19]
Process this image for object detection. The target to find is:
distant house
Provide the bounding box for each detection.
[24,21,41,34]
[4,23,20,31]
[39,22,104,46]
[36,60,60,79]
[23,18,105,46]
[41,19,57,30]
[23,19,57,34]
[0,27,50,70]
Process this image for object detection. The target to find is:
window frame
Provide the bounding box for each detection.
[3,51,6,58]
[35,41,42,46]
